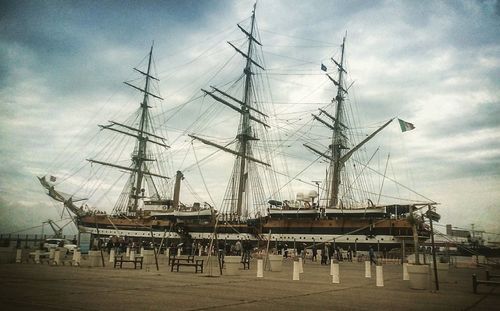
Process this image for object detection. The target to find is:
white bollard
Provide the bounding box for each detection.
[109,249,115,263]
[257,259,264,278]
[49,248,55,260]
[198,248,202,257]
[140,247,144,255]
[35,250,41,264]
[299,257,304,273]
[126,247,130,257]
[376,265,384,287]
[166,248,170,258]
[16,249,22,263]
[403,262,409,280]
[293,261,300,281]
[330,259,334,275]
[54,250,61,265]
[130,250,136,261]
[365,261,371,278]
[332,262,340,284]
[177,248,181,256]
[73,250,81,266]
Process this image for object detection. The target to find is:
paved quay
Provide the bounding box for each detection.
[0,256,498,311]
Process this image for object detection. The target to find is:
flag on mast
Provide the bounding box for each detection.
[398,119,415,132]
[50,175,57,182]
[321,63,327,71]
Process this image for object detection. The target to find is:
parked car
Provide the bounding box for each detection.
[43,239,77,253]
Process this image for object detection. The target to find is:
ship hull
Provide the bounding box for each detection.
[77,214,422,252]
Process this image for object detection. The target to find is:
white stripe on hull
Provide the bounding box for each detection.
[79,226,401,247]
[79,226,181,239]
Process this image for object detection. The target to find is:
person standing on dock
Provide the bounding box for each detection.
[235,240,242,256]
[369,246,377,265]
[321,244,328,264]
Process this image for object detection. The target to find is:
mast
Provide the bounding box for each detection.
[88,45,167,214]
[191,3,269,219]
[236,3,257,217]
[130,45,154,212]
[329,36,347,208]
[39,46,170,217]
[306,36,394,209]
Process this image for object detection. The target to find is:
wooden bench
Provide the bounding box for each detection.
[486,270,500,281]
[114,255,143,269]
[171,258,204,273]
[168,255,194,266]
[472,274,500,293]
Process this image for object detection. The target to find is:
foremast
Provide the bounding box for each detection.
[305,36,394,209]
[87,45,170,215]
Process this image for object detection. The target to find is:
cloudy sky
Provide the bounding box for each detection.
[1,0,499,240]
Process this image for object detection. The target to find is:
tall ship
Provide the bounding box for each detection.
[39,5,433,252]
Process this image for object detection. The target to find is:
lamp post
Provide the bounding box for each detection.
[426,204,440,291]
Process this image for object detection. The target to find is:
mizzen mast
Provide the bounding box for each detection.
[328,36,347,208]
[306,36,394,208]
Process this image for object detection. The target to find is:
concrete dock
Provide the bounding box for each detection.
[0,255,498,311]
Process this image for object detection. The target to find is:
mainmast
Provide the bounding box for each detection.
[235,3,258,217]
[190,3,270,218]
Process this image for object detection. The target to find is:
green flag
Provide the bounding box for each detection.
[398,119,415,132]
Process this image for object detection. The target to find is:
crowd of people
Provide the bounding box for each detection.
[92,236,383,267]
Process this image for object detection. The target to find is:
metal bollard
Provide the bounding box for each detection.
[330,259,334,275]
[130,250,136,261]
[299,257,304,273]
[126,247,130,257]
